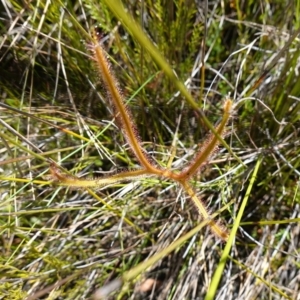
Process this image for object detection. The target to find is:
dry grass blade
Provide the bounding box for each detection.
[1,1,300,300]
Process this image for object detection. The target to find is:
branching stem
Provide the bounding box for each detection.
[50,28,232,241]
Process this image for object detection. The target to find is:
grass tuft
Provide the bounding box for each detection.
[1,1,300,299]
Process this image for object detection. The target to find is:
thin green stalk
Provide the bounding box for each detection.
[205,157,262,300]
[93,199,234,299]
[101,0,244,167]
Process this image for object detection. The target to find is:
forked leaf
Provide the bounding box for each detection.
[49,28,231,242]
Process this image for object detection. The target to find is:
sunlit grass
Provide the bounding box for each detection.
[1,0,300,299]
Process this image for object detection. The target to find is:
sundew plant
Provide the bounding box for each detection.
[0,1,300,300]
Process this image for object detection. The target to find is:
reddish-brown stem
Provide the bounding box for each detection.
[49,29,232,242]
[92,29,155,171]
[50,161,229,240]
[177,99,232,180]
